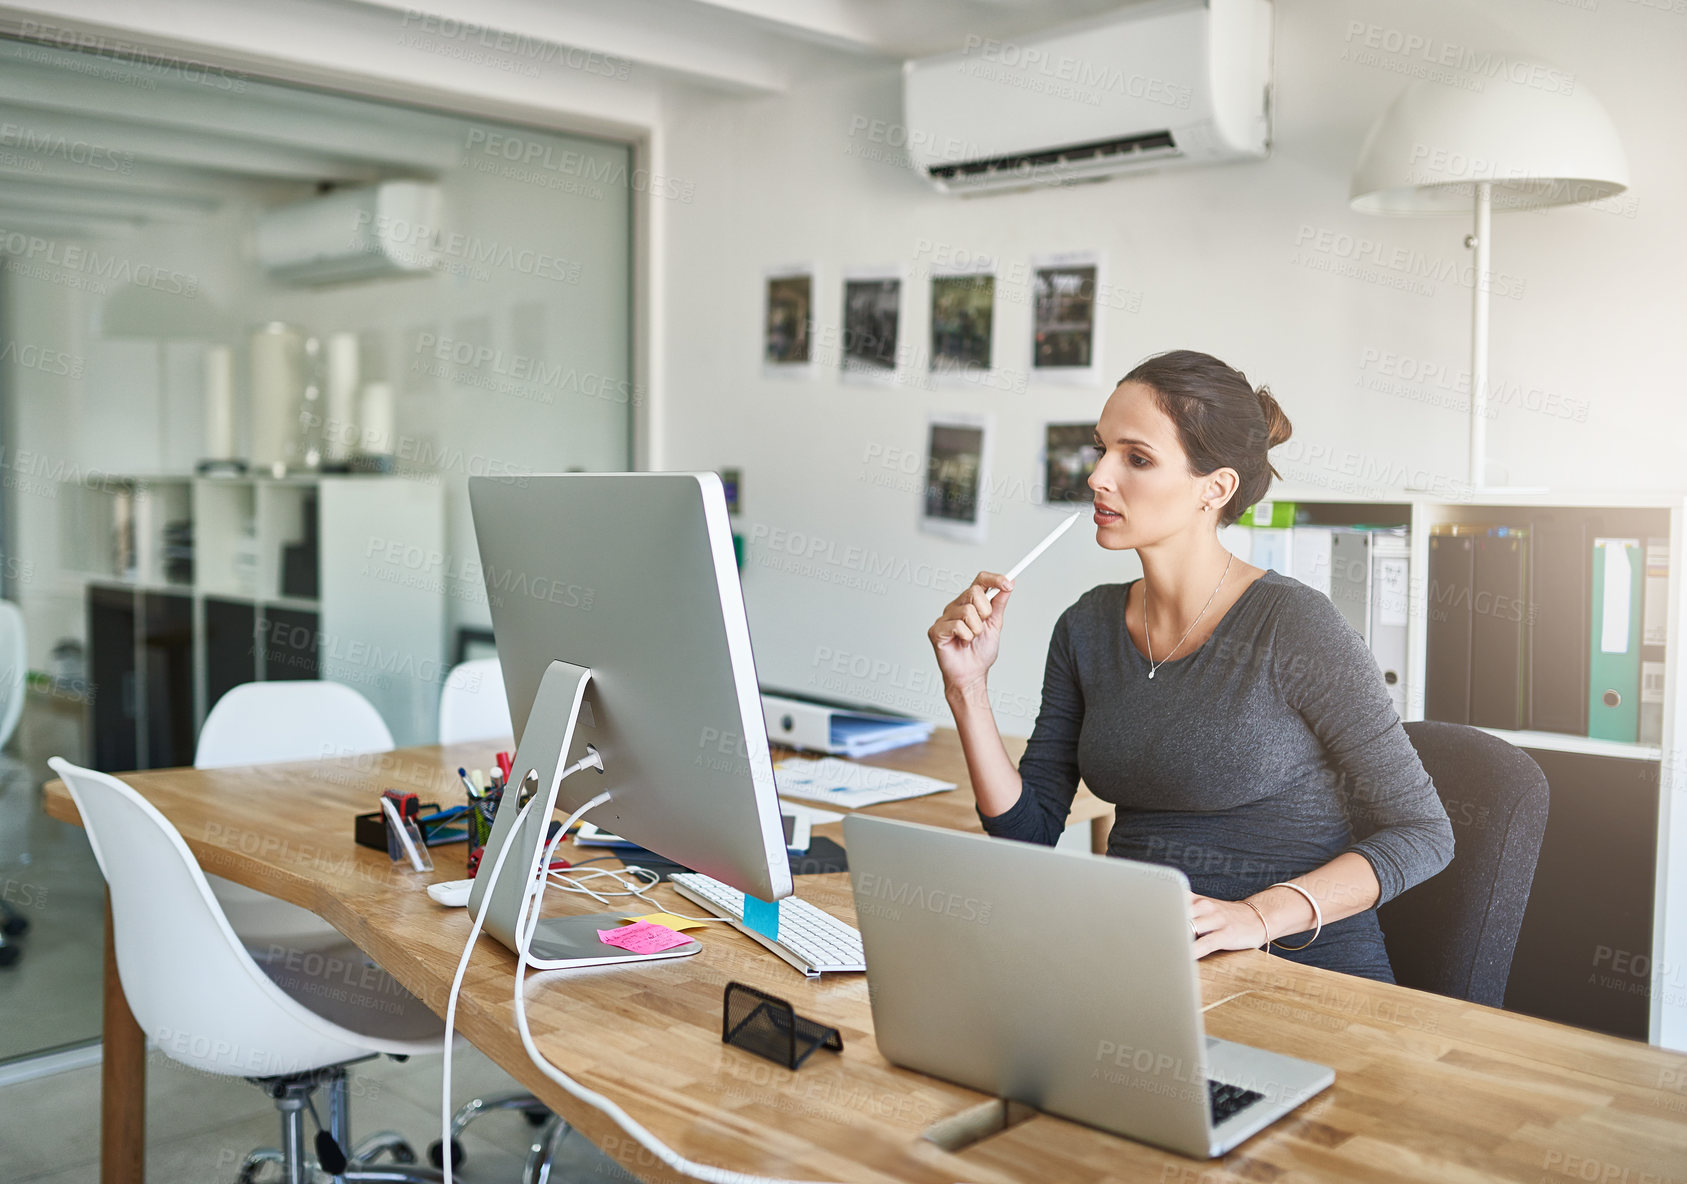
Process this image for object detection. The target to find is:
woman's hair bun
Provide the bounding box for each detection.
[1256,385,1292,451]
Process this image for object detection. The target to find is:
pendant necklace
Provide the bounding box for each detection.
[1144,551,1233,680]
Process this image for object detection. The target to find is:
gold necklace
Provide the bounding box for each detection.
[1144,552,1234,680]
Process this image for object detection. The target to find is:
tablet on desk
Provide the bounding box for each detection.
[576,811,812,855]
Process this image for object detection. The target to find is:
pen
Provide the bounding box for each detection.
[985,510,1083,601]
[458,767,480,799]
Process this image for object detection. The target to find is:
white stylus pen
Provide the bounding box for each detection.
[985,510,1083,601]
[381,795,428,872]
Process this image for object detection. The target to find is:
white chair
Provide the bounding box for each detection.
[197,681,397,946]
[437,658,513,746]
[50,757,444,1182]
[0,602,30,967]
[197,679,396,769]
[0,599,27,752]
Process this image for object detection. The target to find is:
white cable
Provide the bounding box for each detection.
[443,764,829,1184]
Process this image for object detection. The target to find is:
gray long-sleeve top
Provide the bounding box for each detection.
[980,570,1454,980]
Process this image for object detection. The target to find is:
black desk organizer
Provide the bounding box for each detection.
[722,981,842,1070]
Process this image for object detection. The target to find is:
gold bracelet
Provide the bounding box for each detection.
[1240,899,1271,952]
[1266,881,1323,951]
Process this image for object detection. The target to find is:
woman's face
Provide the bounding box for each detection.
[1087,380,1230,551]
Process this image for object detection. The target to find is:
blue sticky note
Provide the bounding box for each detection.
[742,893,779,941]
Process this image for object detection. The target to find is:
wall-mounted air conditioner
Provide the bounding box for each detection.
[903,0,1272,195]
[256,181,441,286]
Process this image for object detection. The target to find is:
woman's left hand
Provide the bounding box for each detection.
[1189,894,1270,959]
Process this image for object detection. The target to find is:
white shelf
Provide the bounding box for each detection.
[1466,726,1662,762]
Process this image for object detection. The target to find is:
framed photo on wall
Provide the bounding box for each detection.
[929,269,995,383]
[763,264,816,376]
[921,411,993,543]
[1031,250,1103,386]
[841,267,903,380]
[1044,421,1099,505]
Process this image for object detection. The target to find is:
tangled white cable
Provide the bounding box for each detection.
[441,773,832,1184]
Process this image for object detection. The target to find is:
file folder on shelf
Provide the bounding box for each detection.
[1425,527,1478,724]
[1640,537,1669,746]
[1368,532,1410,721]
[761,693,934,758]
[1527,516,1595,735]
[1588,538,1643,743]
[1470,527,1529,731]
[1328,528,1373,640]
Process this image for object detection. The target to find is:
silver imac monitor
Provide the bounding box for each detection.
[465,473,792,962]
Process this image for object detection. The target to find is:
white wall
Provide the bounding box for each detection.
[656,0,1687,735]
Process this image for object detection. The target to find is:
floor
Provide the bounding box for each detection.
[0,1043,639,1182]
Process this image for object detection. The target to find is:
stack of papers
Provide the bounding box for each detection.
[774,757,955,810]
[830,714,934,757]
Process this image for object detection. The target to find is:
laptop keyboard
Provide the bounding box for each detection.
[1209,1081,1265,1125]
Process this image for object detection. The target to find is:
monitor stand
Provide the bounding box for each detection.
[472,659,701,970]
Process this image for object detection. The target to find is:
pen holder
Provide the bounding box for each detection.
[466,786,502,877]
[722,981,842,1070]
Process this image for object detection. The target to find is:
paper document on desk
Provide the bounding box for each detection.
[774,757,954,809]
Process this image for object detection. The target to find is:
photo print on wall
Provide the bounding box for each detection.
[922,411,992,543]
[1044,422,1100,504]
[763,266,815,374]
[1031,251,1103,385]
[842,268,902,379]
[930,272,995,380]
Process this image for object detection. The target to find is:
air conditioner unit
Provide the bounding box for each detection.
[903,0,1272,195]
[256,181,442,286]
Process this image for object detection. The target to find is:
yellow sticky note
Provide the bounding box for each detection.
[625,912,708,933]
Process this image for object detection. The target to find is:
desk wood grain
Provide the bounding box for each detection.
[45,738,1687,1184]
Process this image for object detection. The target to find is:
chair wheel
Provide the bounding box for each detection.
[388,1143,417,1165]
[0,944,19,969]
[523,1109,550,1127]
[427,1139,464,1169]
[0,915,26,937]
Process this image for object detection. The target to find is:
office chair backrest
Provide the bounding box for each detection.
[0,600,26,751]
[196,680,395,769]
[1378,721,1549,1007]
[49,758,378,1077]
[437,658,513,745]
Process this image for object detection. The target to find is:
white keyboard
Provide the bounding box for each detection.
[669,873,865,977]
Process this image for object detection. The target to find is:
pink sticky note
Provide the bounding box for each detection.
[597,920,693,955]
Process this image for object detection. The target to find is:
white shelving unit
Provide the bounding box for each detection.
[1257,483,1686,1051]
[67,473,447,762]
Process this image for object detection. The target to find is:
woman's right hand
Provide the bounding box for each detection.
[928,572,1013,695]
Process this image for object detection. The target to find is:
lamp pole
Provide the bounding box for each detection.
[1467,180,1491,490]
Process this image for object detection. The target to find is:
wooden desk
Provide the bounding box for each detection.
[46,734,1687,1184]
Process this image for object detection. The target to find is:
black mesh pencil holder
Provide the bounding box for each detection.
[722,981,842,1070]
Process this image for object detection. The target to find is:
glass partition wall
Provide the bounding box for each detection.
[0,32,634,1064]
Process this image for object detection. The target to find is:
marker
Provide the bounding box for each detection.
[985,511,1083,601]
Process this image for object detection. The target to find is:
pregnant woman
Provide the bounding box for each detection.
[927,349,1453,981]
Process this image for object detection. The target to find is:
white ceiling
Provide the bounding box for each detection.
[0,0,1136,238]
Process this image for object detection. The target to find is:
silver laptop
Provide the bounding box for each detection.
[843,814,1334,1159]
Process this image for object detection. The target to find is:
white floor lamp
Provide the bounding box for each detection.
[1349,63,1629,490]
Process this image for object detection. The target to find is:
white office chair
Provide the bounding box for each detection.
[198,679,554,1175]
[0,599,27,751]
[198,679,396,769]
[0,602,30,967]
[437,658,513,746]
[50,757,445,1182]
[197,681,397,946]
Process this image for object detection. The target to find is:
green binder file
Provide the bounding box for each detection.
[1588,537,1643,742]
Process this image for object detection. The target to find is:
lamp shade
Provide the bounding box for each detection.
[1350,62,1629,215]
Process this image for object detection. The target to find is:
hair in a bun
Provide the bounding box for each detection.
[1116,350,1292,526]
